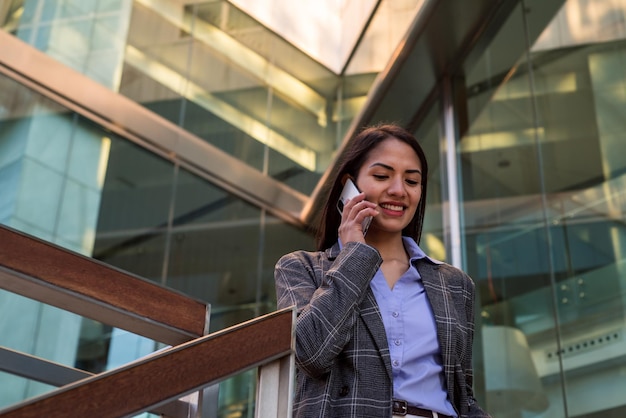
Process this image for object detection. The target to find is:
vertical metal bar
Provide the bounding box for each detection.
[255,308,295,418]
[197,384,219,418]
[277,353,295,418]
[198,304,218,418]
[255,354,295,418]
[256,360,282,417]
[441,76,463,269]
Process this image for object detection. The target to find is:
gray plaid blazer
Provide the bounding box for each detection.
[275,241,491,418]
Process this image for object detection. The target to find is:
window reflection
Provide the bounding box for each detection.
[463,1,626,416]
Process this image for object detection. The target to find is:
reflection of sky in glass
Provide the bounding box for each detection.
[230,0,378,72]
[231,0,425,74]
[106,328,158,370]
[534,1,626,51]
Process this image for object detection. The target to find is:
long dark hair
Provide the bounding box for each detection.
[315,123,429,250]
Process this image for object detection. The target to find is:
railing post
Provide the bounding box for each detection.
[196,305,220,418]
[255,355,295,418]
[197,384,219,418]
[255,307,295,418]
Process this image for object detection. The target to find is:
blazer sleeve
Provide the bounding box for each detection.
[274,242,382,378]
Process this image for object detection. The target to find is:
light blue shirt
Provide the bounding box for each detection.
[370,237,457,417]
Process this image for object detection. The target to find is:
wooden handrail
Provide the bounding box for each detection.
[0,225,209,345]
[0,346,206,418]
[0,308,294,418]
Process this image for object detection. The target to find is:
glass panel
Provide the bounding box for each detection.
[462,1,626,417]
[166,167,260,331]
[0,73,104,249]
[462,3,564,416]
[119,0,339,190]
[414,102,447,261]
[190,0,339,163]
[10,0,131,90]
[0,1,23,32]
[2,0,426,199]
[263,215,316,308]
[165,168,313,326]
[93,136,173,281]
[0,294,79,408]
[0,73,165,407]
[217,369,257,417]
[0,371,54,410]
[528,1,626,416]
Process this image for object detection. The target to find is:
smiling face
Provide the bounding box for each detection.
[354,137,423,238]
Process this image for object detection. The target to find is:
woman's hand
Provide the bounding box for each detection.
[338,192,378,244]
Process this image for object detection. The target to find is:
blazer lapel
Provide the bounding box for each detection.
[360,290,393,380]
[418,261,456,400]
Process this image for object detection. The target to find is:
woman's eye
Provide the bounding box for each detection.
[406,179,420,186]
[373,174,388,180]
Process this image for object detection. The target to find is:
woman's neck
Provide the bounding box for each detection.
[366,232,406,262]
[367,232,409,289]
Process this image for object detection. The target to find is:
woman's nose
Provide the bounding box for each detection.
[388,178,406,196]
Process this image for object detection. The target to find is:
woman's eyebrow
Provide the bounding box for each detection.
[369,162,422,174]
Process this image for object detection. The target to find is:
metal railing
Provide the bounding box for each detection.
[0,225,294,417]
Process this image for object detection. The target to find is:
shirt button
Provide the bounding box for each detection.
[392,360,399,367]
[394,339,401,346]
[392,311,399,318]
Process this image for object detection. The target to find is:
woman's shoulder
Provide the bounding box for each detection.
[435,262,476,289]
[276,241,378,267]
[418,256,474,283]
[276,247,327,268]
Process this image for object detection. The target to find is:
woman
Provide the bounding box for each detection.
[275,124,490,418]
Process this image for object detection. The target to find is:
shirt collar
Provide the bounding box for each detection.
[403,236,444,265]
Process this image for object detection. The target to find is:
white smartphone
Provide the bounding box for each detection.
[336,178,372,235]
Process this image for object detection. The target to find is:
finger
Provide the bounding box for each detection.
[348,200,377,218]
[343,192,366,212]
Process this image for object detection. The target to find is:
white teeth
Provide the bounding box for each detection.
[381,204,403,211]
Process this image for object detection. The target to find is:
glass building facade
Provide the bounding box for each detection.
[1,0,625,417]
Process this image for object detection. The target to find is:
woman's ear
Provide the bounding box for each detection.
[340,173,353,186]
